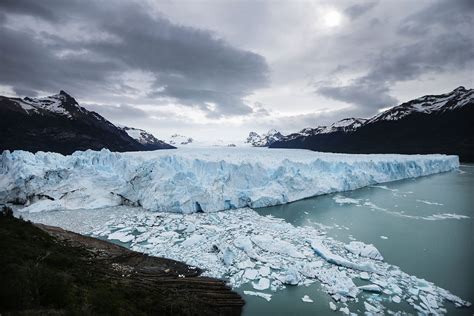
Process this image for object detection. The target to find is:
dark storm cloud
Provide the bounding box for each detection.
[318,82,398,111]
[318,0,474,110]
[0,25,119,97]
[0,0,269,117]
[397,0,474,36]
[83,103,150,122]
[344,1,378,20]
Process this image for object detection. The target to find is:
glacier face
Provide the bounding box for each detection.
[0,147,459,213]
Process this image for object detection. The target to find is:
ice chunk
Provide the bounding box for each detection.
[315,266,359,298]
[252,278,270,290]
[259,266,271,277]
[392,295,401,303]
[236,259,255,270]
[333,195,360,205]
[380,236,388,240]
[339,306,350,315]
[302,295,314,303]
[243,268,259,280]
[329,301,337,311]
[252,235,305,258]
[311,239,376,272]
[358,284,382,293]
[345,241,383,260]
[185,222,196,233]
[222,246,235,266]
[359,272,370,280]
[181,234,204,247]
[300,261,324,278]
[243,290,272,302]
[108,230,135,243]
[420,294,439,312]
[364,301,379,313]
[281,266,301,285]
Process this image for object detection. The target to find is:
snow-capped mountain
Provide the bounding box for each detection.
[366,86,473,123]
[168,134,194,146]
[246,129,284,147]
[0,90,174,154]
[289,118,367,140]
[118,126,173,150]
[271,86,474,162]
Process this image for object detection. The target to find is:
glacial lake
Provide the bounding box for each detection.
[16,164,473,315]
[239,164,473,315]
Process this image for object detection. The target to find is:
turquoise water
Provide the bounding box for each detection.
[239,165,473,315]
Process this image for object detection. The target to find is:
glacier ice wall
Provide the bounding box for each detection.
[0,147,459,213]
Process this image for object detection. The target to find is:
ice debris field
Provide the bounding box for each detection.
[0,147,459,214]
[1,147,470,314]
[19,206,471,315]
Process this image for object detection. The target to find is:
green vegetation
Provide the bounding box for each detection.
[0,206,243,315]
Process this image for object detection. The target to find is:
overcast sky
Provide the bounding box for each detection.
[1,0,473,142]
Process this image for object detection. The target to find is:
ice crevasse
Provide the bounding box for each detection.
[0,147,459,213]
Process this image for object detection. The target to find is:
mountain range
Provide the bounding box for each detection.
[245,129,285,147]
[0,91,174,154]
[270,86,474,162]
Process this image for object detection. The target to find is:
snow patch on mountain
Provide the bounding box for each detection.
[118,125,170,148]
[367,86,473,124]
[15,90,86,118]
[168,134,194,146]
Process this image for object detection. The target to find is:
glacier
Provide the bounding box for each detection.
[0,147,459,214]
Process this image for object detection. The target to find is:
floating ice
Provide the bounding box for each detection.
[364,301,380,313]
[345,241,384,261]
[24,206,466,314]
[339,306,350,314]
[358,284,382,293]
[364,201,469,221]
[311,239,376,273]
[333,195,360,205]
[107,230,135,243]
[252,278,270,290]
[243,290,272,302]
[252,235,305,258]
[1,147,459,214]
[302,295,314,303]
[243,268,259,280]
[416,199,444,206]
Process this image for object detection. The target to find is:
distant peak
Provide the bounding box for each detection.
[453,86,466,93]
[59,90,73,98]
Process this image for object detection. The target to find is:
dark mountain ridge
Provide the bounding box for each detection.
[271,86,474,162]
[0,91,174,154]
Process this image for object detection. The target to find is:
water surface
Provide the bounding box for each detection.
[240,165,473,315]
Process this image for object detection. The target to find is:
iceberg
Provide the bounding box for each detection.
[345,241,384,261]
[243,291,272,302]
[0,147,459,214]
[252,278,270,290]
